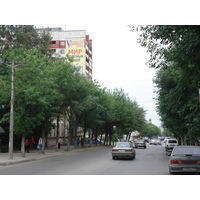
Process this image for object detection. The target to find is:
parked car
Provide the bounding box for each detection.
[112,142,136,160]
[164,139,178,152]
[168,146,200,175]
[149,138,161,145]
[135,139,146,149]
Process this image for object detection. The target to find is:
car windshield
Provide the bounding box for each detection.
[115,142,130,148]
[173,147,200,155]
[168,140,177,143]
[136,140,143,143]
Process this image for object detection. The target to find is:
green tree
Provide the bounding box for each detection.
[0,48,60,155]
[143,123,161,138]
[0,25,52,55]
[99,88,146,144]
[131,25,200,144]
[153,63,200,144]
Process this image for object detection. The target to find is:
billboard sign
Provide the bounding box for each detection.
[66,38,85,74]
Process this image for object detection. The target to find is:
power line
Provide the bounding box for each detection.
[99,79,153,84]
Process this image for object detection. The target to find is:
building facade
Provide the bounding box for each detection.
[37,27,93,146]
[38,27,93,80]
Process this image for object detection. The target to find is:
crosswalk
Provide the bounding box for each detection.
[148,143,165,147]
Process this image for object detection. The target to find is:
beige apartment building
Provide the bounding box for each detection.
[37,27,93,146]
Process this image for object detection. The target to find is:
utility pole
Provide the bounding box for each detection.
[4,61,24,159]
[8,61,15,159]
[199,88,200,109]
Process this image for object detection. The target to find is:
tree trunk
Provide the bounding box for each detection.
[74,125,78,148]
[21,134,25,157]
[100,130,103,145]
[109,125,113,145]
[104,133,108,145]
[63,113,67,145]
[89,129,92,147]
[56,115,59,152]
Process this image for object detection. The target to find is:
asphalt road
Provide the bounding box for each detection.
[0,144,170,175]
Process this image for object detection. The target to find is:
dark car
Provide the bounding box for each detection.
[168,146,200,175]
[135,139,146,149]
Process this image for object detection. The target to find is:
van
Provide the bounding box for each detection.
[164,139,178,152]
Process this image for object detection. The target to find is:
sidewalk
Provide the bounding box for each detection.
[0,144,99,166]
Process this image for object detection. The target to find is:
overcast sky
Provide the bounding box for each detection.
[91,27,160,126]
[37,20,161,126]
[4,1,199,128]
[37,24,160,126]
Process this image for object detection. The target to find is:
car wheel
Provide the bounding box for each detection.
[112,156,115,160]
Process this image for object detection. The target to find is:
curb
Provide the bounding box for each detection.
[0,151,68,166]
[0,158,36,166]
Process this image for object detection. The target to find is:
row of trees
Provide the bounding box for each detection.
[132,25,200,145]
[0,25,160,155]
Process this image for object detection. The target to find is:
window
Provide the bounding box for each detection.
[168,140,177,143]
[60,49,65,54]
[51,41,56,44]
[60,41,65,46]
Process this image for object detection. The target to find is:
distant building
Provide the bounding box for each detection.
[37,27,93,80]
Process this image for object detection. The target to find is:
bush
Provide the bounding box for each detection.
[0,145,8,153]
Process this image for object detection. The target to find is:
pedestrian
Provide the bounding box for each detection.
[38,137,42,150]
[24,139,29,153]
[81,138,84,147]
[29,136,35,149]
[58,138,61,149]
[77,138,80,148]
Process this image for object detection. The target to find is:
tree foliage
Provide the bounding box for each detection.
[132,25,200,144]
[143,123,161,138]
[0,25,149,151]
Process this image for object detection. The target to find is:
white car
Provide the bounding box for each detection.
[164,139,178,152]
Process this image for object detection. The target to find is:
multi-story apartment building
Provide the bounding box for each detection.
[37,27,93,146]
[38,27,93,80]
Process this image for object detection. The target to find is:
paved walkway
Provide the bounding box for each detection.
[0,144,101,166]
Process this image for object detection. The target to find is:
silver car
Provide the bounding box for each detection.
[112,142,136,160]
[135,139,146,149]
[168,146,200,175]
[150,138,161,145]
